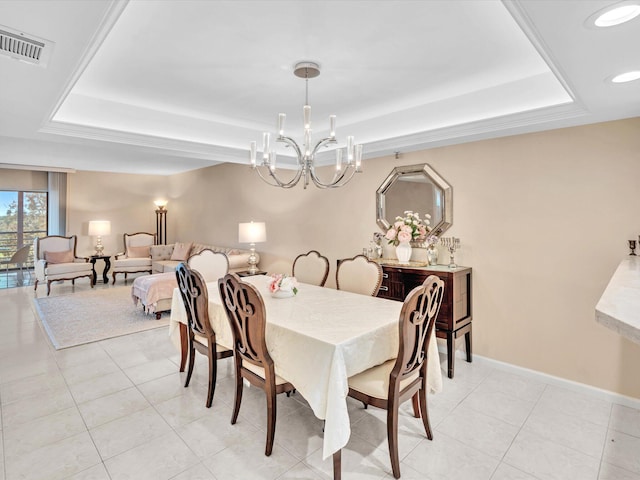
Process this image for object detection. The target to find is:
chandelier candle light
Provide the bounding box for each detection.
[88,220,111,255]
[249,61,363,189]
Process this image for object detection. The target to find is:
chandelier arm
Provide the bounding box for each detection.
[305,136,356,188]
[277,136,304,165]
[308,163,357,189]
[310,137,337,158]
[254,165,303,189]
[253,166,284,187]
[267,163,304,188]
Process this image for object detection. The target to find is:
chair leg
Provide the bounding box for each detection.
[230,360,243,425]
[411,392,420,418]
[387,402,401,479]
[46,280,51,296]
[265,383,277,456]
[205,345,217,408]
[418,387,433,441]
[184,341,195,388]
[179,323,188,372]
[112,272,117,285]
[34,279,38,291]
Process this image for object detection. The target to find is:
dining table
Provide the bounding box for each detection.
[169,275,443,478]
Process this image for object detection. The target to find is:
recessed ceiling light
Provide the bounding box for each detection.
[589,1,640,27]
[611,71,640,83]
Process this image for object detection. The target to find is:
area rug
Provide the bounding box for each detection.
[32,286,169,349]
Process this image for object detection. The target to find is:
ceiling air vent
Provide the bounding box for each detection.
[0,25,53,67]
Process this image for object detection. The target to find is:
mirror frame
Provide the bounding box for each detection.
[376,163,453,237]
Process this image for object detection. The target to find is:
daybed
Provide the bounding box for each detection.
[131,243,254,318]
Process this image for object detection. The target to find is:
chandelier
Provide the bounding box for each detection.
[249,61,363,189]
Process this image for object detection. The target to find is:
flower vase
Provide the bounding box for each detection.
[396,242,412,264]
[427,245,438,266]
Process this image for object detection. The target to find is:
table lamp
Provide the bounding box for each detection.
[238,221,266,275]
[88,220,111,255]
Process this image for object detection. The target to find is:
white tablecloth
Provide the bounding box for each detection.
[169,275,442,459]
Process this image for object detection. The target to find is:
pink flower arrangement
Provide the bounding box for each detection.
[384,210,431,246]
[268,274,298,295]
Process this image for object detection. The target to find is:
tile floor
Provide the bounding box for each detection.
[0,282,639,480]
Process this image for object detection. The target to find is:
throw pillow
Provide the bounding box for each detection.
[171,242,193,261]
[127,245,150,258]
[45,250,74,264]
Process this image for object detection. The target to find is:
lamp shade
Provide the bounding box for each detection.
[154,199,168,209]
[238,222,266,243]
[88,220,111,236]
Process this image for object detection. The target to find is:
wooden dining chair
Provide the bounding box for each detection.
[175,262,233,408]
[187,248,229,283]
[347,275,445,479]
[218,273,295,456]
[336,254,383,296]
[292,250,330,286]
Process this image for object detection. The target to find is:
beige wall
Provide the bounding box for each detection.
[61,118,640,399]
[66,172,170,258]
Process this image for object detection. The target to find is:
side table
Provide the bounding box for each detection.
[90,255,111,284]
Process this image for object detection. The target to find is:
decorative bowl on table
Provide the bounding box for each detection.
[268,273,298,299]
[272,289,295,298]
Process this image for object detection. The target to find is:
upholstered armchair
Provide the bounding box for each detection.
[33,235,94,295]
[111,232,156,284]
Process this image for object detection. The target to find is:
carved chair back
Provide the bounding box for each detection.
[336,254,383,296]
[122,232,156,257]
[176,262,214,341]
[391,275,445,390]
[292,250,330,287]
[187,248,229,283]
[34,235,77,261]
[218,273,272,372]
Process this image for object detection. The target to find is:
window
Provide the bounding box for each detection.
[0,190,48,261]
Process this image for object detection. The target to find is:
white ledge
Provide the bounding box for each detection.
[596,256,640,345]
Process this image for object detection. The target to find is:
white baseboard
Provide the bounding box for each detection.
[437,344,640,410]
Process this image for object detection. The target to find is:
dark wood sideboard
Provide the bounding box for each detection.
[376,263,472,378]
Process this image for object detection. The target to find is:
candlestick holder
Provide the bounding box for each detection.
[629,240,637,256]
[441,237,460,268]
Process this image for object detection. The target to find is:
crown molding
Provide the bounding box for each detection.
[361,102,590,159]
[38,121,248,163]
[38,100,591,171]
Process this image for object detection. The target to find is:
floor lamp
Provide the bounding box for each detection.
[154,200,167,245]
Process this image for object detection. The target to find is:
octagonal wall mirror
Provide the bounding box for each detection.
[376,163,452,237]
